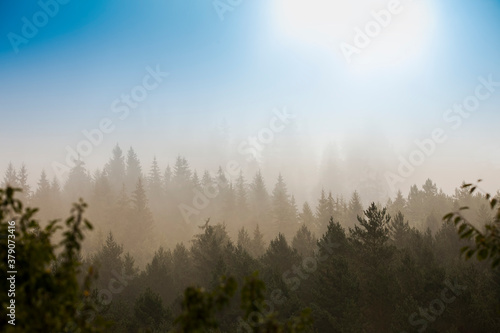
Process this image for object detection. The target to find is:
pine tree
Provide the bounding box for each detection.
[2,162,18,187]
[125,147,142,192]
[123,252,139,280]
[216,166,228,189]
[250,170,271,228]
[64,160,91,202]
[311,219,362,332]
[192,171,201,189]
[349,203,397,332]
[173,156,192,190]
[90,169,113,222]
[105,144,126,192]
[132,178,154,232]
[215,167,230,221]
[271,174,295,237]
[116,183,130,209]
[292,224,316,257]
[299,202,317,233]
[110,184,132,241]
[33,170,52,219]
[50,177,61,200]
[35,170,51,198]
[388,190,406,218]
[407,184,424,225]
[193,170,216,219]
[17,163,30,201]
[191,224,231,284]
[350,202,391,251]
[333,195,344,224]
[144,247,175,301]
[235,171,248,222]
[250,170,268,200]
[249,224,265,258]
[422,178,437,197]
[347,191,364,228]
[148,156,163,207]
[237,227,252,254]
[389,211,410,249]
[262,233,299,276]
[133,288,171,332]
[172,243,194,291]
[163,165,172,192]
[92,232,124,289]
[315,189,331,233]
[201,170,214,193]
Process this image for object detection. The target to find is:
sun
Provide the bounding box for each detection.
[273,0,437,69]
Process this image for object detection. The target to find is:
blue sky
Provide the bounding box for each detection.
[1,0,500,197]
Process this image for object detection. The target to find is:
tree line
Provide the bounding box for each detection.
[2,145,500,331]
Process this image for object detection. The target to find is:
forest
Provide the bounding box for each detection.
[1,144,500,333]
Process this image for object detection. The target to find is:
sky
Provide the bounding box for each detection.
[1,0,500,202]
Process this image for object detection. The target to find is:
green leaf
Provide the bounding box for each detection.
[443,213,454,221]
[465,249,475,259]
[477,249,489,261]
[462,229,474,238]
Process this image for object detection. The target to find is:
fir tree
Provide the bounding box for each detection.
[299,202,317,232]
[250,170,271,228]
[163,165,172,192]
[35,170,51,198]
[201,170,214,193]
[64,159,91,202]
[148,156,163,203]
[249,224,265,258]
[237,227,252,254]
[235,171,248,222]
[389,211,410,249]
[17,163,30,200]
[271,174,295,237]
[292,224,316,257]
[2,162,18,187]
[125,147,142,192]
[173,156,192,190]
[132,178,154,231]
[347,190,364,228]
[388,190,406,218]
[105,144,126,192]
[92,232,124,288]
[350,202,391,251]
[192,171,201,189]
[315,189,331,233]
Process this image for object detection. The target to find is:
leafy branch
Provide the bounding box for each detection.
[443,180,500,267]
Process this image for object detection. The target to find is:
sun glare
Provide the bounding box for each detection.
[273,0,437,69]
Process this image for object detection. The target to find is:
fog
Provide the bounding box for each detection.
[2,0,500,332]
[2,115,499,205]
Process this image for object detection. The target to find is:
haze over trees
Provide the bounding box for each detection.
[2,146,500,332]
